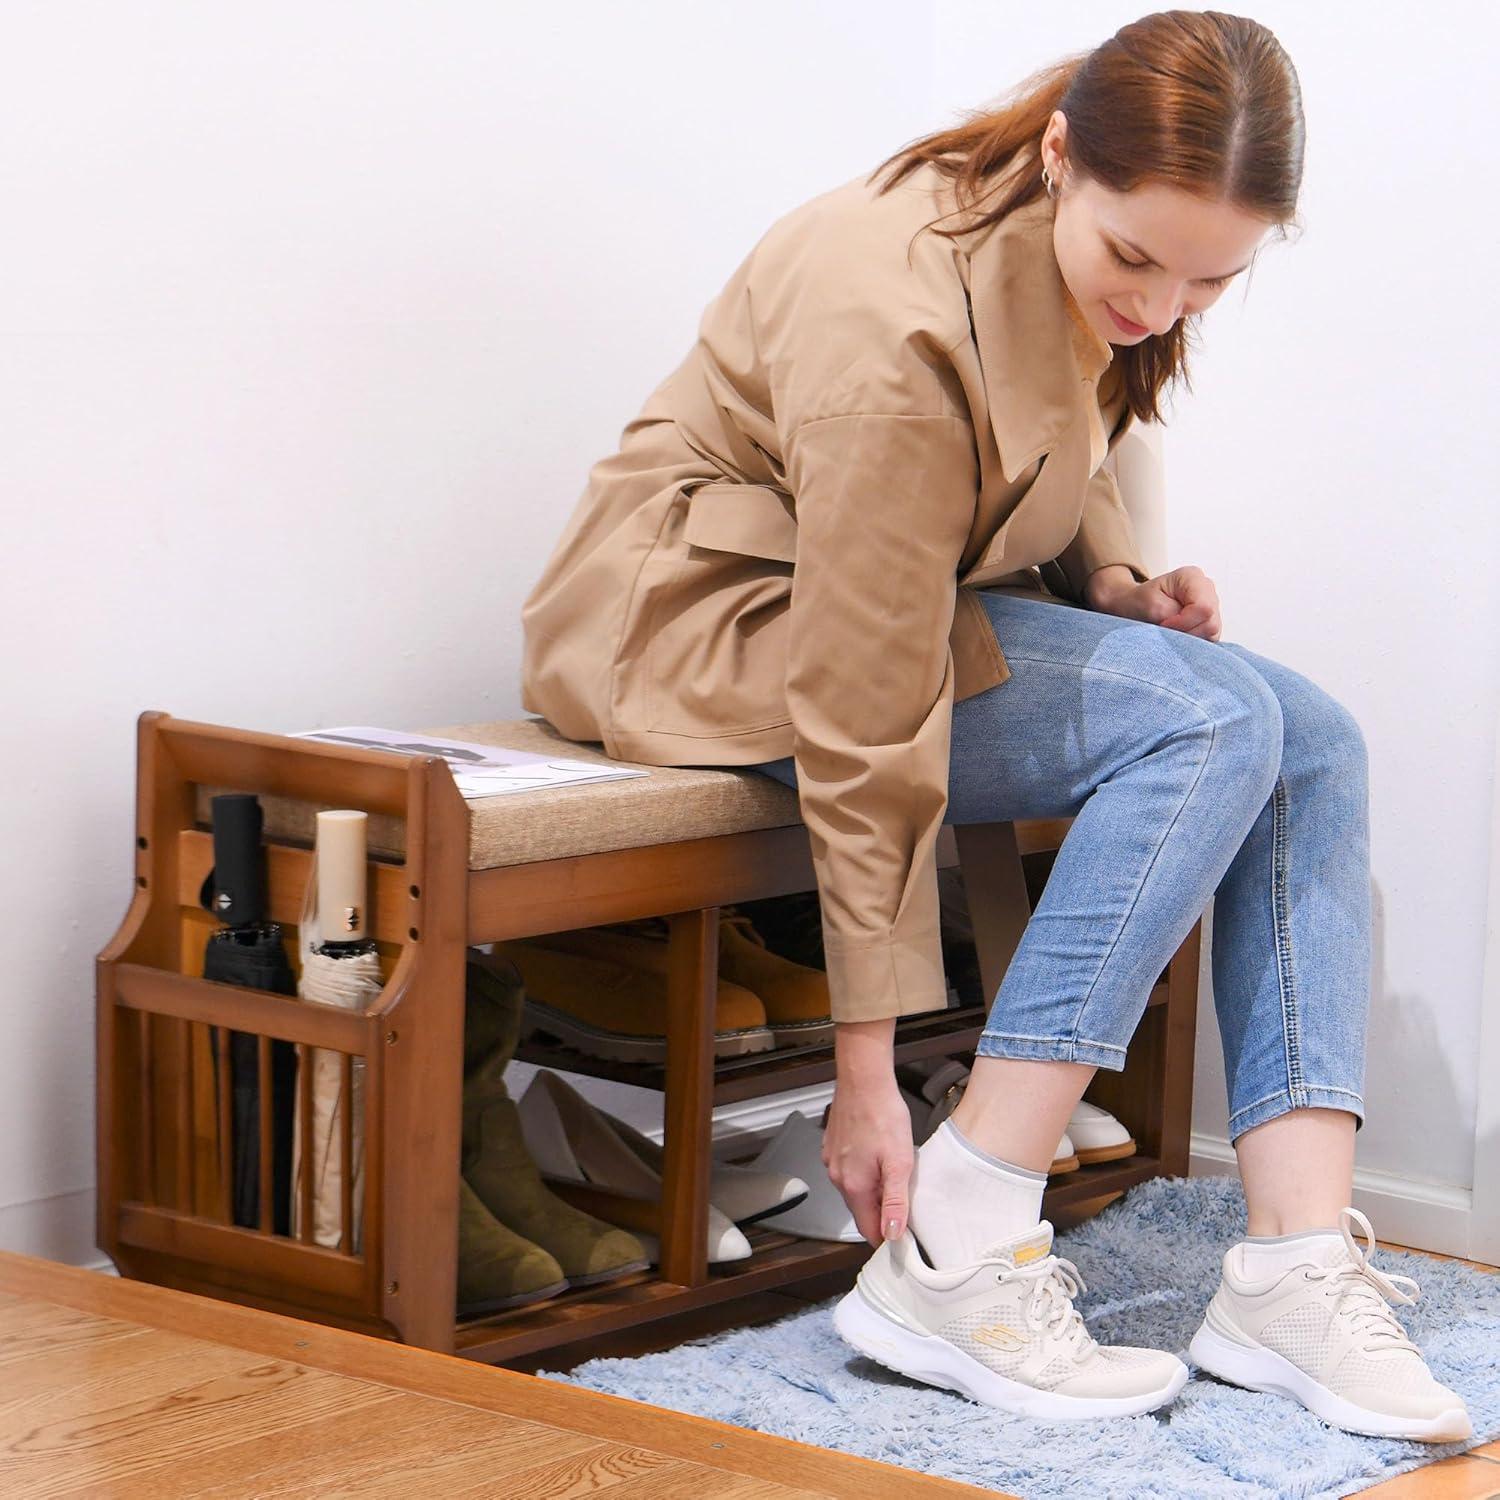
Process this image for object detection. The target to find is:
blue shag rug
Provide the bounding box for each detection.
[536,1176,1499,1499]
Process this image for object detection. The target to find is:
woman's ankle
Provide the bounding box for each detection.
[909,1119,1047,1268]
[949,1056,1095,1172]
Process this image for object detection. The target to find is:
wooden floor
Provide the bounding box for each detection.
[1,1199,1495,1499]
[0,1248,981,1498]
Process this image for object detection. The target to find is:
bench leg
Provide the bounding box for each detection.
[1158,918,1201,1173]
[659,908,718,1288]
[952,821,1032,1008]
[378,756,468,1352]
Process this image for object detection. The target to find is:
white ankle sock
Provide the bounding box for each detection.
[907,1117,1047,1269]
[1235,1227,1346,1280]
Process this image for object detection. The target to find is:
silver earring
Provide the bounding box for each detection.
[1042,165,1058,198]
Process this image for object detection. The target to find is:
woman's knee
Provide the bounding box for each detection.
[1219,643,1367,783]
[1095,625,1283,804]
[1293,683,1368,782]
[1194,651,1285,801]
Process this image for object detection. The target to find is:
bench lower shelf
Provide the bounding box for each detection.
[454,1153,1163,1364]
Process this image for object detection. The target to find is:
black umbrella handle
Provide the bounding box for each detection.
[208,793,267,926]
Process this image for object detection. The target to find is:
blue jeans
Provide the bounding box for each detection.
[747,587,1370,1143]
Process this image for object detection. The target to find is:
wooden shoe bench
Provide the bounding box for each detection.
[97,710,1201,1367]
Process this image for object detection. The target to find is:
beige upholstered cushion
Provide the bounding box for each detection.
[196,717,801,869]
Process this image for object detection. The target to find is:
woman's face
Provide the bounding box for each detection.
[1041,111,1276,348]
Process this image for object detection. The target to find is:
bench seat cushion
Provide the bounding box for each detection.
[196,717,801,869]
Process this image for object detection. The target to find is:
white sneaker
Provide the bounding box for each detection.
[834,1220,1188,1419]
[1188,1207,1472,1443]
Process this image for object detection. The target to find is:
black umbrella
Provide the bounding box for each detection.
[200,793,297,1233]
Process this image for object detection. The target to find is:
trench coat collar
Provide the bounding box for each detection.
[959,188,1115,484]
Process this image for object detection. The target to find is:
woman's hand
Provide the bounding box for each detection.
[1085,563,1223,640]
[823,1072,915,1246]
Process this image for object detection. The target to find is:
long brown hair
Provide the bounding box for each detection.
[869,10,1303,422]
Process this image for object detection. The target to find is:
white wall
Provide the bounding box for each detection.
[6,0,1495,1264]
[0,0,934,1262]
[936,1,1500,1247]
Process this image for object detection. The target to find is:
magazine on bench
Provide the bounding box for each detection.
[290,726,649,800]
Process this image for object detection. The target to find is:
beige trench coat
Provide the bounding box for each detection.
[520,158,1152,1024]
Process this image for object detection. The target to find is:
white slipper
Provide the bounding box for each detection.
[747,1110,866,1243]
[1068,1100,1137,1164]
[600,1105,809,1226]
[516,1070,751,1263]
[1051,1130,1080,1174]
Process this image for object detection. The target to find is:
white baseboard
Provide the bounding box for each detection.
[1190,1133,1477,1260]
[0,1187,115,1271]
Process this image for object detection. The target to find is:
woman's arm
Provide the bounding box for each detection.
[833,1016,898,1076]
[1052,462,1153,604]
[780,409,978,1025]
[775,408,981,1243]
[1083,562,1141,610]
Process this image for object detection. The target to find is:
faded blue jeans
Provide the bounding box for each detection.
[747,586,1370,1143]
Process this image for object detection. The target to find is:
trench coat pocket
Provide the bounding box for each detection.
[682,481,798,564]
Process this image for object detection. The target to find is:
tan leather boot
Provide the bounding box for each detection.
[493,934,774,1061]
[511,910,833,1049]
[715,909,833,1047]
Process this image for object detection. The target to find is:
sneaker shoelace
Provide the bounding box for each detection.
[1001,1252,1094,1359]
[1302,1206,1422,1356]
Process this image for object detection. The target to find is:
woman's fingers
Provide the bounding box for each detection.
[1159,569,1221,638]
[830,1155,913,1246]
[879,1156,911,1242]
[824,1080,916,1246]
[843,1164,911,1246]
[851,1181,883,1247]
[1166,605,1214,632]
[829,1160,878,1245]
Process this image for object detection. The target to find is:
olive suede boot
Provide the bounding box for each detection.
[456,1176,567,1316]
[464,950,649,1288]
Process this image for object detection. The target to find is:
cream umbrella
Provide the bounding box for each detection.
[291,810,383,1250]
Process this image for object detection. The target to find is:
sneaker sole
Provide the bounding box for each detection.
[520,998,776,1062]
[834,1285,1188,1420]
[1188,1322,1472,1444]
